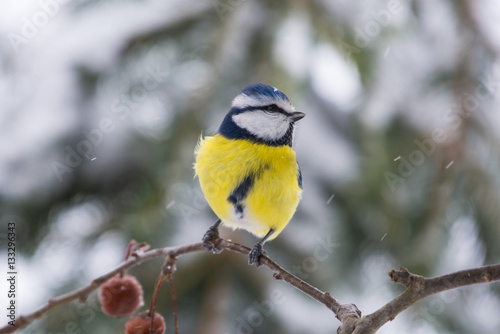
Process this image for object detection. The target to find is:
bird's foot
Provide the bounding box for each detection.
[202,226,222,254]
[248,244,266,267]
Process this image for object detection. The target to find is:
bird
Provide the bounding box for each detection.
[194,83,305,266]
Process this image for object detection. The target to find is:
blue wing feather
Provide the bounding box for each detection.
[297,161,303,189]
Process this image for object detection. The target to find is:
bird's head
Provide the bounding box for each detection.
[218,83,305,146]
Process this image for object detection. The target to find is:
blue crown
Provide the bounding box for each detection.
[240,83,290,102]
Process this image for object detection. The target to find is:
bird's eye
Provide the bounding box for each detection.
[266,104,280,113]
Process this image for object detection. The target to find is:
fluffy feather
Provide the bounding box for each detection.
[194,134,302,239]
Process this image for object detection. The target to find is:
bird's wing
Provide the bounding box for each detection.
[297,160,303,189]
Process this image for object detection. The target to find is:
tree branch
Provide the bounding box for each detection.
[339,265,500,334]
[0,238,359,334]
[3,236,499,334]
[0,243,203,334]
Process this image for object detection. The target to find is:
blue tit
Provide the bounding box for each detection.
[194,83,305,266]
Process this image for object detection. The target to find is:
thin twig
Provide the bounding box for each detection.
[168,275,179,334]
[215,238,358,320]
[149,274,168,334]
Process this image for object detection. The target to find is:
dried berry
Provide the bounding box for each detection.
[99,273,143,317]
[125,311,166,334]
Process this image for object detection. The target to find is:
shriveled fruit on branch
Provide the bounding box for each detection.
[125,311,166,334]
[99,273,144,317]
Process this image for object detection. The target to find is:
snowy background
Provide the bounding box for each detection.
[1,0,500,333]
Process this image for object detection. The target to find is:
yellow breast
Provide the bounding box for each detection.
[194,134,302,240]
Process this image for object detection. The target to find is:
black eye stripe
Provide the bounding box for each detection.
[266,104,280,112]
[266,104,291,116]
[233,104,292,116]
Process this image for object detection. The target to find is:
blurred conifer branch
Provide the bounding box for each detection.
[1,238,499,334]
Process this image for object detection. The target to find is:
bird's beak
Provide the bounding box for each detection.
[288,111,306,123]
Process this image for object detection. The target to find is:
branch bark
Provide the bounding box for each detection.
[0,238,359,334]
[0,243,203,334]
[339,265,500,334]
[2,236,499,334]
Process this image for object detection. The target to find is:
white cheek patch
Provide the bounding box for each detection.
[232,111,289,141]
